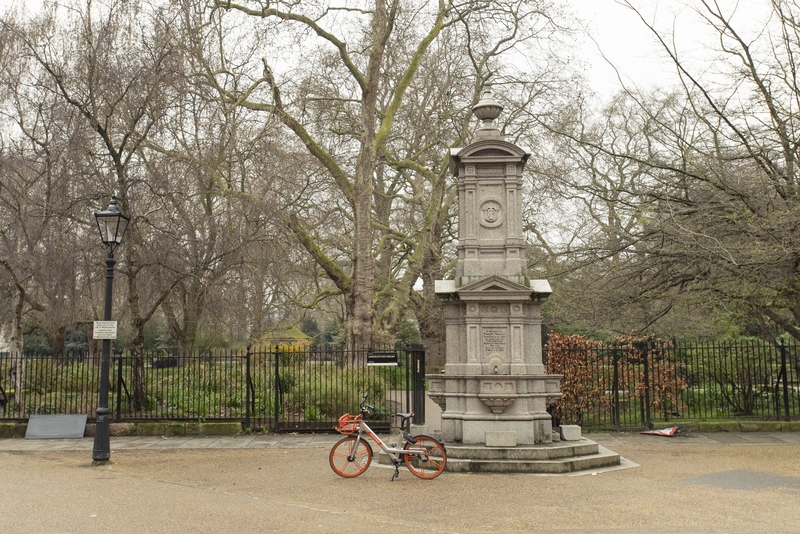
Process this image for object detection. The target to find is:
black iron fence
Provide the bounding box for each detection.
[545,339,800,429]
[0,345,426,433]
[4,338,798,431]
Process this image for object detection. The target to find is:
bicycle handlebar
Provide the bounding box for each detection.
[360,393,373,414]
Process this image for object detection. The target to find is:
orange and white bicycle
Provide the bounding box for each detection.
[329,393,447,481]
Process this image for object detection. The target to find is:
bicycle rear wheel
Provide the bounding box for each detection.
[329,436,372,477]
[403,434,446,479]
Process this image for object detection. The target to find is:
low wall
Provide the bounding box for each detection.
[0,421,243,439]
[3,419,800,439]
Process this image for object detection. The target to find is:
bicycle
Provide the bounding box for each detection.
[329,393,447,481]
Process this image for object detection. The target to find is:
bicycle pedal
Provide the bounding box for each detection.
[390,443,397,448]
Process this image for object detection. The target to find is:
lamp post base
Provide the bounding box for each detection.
[92,407,111,463]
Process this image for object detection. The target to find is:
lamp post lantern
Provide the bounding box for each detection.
[92,195,129,464]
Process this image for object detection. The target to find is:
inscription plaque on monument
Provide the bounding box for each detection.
[483,328,507,355]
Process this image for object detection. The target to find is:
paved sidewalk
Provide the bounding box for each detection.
[2,429,800,451]
[591,429,800,446]
[3,432,800,533]
[0,432,343,452]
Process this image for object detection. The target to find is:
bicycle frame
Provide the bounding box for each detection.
[329,393,447,480]
[351,419,427,462]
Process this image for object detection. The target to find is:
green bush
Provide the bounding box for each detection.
[9,350,410,427]
[303,405,323,421]
[281,365,388,422]
[690,344,774,416]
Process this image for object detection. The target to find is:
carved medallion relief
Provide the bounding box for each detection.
[479,199,503,228]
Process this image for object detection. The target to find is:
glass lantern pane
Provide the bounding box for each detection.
[97,216,123,244]
[115,217,128,242]
[95,196,129,246]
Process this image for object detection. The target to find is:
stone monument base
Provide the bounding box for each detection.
[376,435,620,474]
[442,438,620,474]
[428,373,561,445]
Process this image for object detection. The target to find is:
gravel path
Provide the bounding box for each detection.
[2,432,799,533]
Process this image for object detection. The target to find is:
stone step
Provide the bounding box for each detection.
[444,448,621,474]
[445,439,600,461]
[376,438,621,474]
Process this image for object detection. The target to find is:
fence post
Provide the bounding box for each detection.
[115,350,123,422]
[663,342,671,421]
[612,344,620,430]
[244,345,251,430]
[412,347,426,426]
[781,342,790,422]
[405,346,411,420]
[643,342,652,430]
[12,351,25,417]
[273,345,280,433]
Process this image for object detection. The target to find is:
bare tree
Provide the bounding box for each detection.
[0,17,104,408]
[534,0,800,341]
[188,0,575,357]
[5,0,194,407]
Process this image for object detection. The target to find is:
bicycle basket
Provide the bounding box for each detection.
[337,413,362,434]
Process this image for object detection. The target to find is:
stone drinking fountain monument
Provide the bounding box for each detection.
[426,85,620,473]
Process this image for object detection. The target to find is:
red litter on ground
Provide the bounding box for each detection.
[640,426,680,437]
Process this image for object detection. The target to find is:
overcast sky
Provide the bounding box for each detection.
[570,0,774,99]
[7,0,775,101]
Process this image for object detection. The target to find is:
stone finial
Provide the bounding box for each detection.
[472,84,503,139]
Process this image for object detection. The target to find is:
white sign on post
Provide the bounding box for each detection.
[93,321,118,340]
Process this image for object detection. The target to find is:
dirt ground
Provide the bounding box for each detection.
[3,440,800,533]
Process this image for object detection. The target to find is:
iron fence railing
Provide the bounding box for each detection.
[0,345,426,433]
[545,339,800,429]
[3,338,797,431]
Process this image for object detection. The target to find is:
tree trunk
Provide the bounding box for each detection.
[415,267,445,369]
[347,181,375,351]
[10,291,25,413]
[127,268,148,411]
[163,280,206,362]
[49,326,66,359]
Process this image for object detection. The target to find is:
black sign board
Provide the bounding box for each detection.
[367,350,398,366]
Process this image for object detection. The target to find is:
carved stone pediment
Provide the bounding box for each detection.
[458,275,529,293]
[450,140,531,169]
[452,275,552,302]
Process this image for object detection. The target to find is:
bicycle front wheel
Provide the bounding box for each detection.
[329,436,372,477]
[403,434,446,479]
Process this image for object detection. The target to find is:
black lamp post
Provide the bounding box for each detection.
[92,195,129,464]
